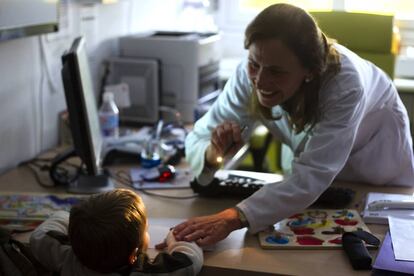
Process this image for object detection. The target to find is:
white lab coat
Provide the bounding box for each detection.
[185,44,414,233]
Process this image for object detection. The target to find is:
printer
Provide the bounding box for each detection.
[119,31,221,123]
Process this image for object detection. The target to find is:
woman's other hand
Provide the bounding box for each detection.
[205,121,245,166]
[172,208,243,246]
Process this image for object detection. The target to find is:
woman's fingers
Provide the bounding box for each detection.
[173,221,197,240]
[173,218,212,240]
[182,229,209,242]
[231,123,242,144]
[196,233,221,247]
[173,209,241,246]
[212,121,243,156]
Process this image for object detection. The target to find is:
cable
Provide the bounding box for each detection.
[32,157,54,162]
[138,189,199,200]
[112,170,133,187]
[20,149,85,188]
[26,163,55,189]
[108,169,198,200]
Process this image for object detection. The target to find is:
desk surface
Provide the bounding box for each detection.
[1,165,413,276]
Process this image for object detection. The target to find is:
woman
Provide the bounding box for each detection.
[174,3,414,246]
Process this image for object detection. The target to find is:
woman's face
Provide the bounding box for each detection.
[247,38,311,108]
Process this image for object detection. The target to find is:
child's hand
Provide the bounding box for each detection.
[155,229,176,250]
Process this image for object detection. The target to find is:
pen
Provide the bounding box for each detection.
[216,125,248,163]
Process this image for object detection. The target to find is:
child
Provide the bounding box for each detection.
[30,189,203,275]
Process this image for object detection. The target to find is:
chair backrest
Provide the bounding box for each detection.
[311,11,396,78]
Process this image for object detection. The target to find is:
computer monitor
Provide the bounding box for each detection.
[60,36,113,194]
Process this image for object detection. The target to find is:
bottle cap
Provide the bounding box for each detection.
[103,91,114,102]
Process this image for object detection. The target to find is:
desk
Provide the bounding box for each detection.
[1,165,413,276]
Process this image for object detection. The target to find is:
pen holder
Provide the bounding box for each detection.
[141,139,161,168]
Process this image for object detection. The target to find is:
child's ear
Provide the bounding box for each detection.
[128,248,139,265]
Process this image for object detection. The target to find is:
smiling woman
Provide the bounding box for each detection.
[175,3,414,247]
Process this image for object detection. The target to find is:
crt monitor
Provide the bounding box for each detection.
[60,36,113,194]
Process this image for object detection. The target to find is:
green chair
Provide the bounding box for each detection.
[311,11,398,78]
[237,125,282,173]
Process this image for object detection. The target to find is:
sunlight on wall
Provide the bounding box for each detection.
[240,0,333,11]
[345,0,414,19]
[240,0,414,19]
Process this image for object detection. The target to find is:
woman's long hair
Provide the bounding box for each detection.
[245,3,341,133]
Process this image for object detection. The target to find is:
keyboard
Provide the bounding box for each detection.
[190,171,355,209]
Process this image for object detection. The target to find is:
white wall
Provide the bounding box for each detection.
[0,0,182,173]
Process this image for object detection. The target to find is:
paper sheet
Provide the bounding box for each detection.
[388,216,414,261]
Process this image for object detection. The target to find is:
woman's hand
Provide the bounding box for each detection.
[172,208,243,246]
[205,121,245,166]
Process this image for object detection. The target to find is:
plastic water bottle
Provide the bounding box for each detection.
[99,91,119,138]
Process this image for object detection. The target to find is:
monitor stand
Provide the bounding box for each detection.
[49,148,114,194]
[67,174,114,194]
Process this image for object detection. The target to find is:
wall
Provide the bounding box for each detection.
[0,0,182,174]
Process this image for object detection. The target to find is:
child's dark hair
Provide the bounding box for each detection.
[68,189,147,273]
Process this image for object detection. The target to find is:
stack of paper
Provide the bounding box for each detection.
[373,216,414,274]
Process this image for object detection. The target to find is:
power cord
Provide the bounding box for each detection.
[25,163,55,189]
[49,148,83,187]
[108,169,198,200]
[20,149,84,189]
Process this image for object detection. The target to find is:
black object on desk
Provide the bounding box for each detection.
[310,186,356,208]
[342,230,380,270]
[102,148,141,166]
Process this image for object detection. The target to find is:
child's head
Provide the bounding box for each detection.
[68,189,149,273]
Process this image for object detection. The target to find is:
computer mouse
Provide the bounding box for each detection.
[141,165,176,182]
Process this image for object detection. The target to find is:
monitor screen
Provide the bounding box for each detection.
[61,36,102,176]
[0,0,59,42]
